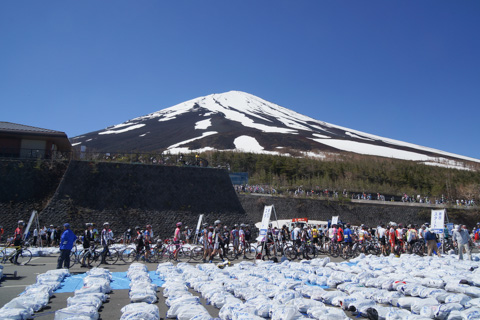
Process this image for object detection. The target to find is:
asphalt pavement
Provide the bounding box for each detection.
[0,254,224,320]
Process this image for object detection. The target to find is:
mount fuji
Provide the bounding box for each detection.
[71,91,479,170]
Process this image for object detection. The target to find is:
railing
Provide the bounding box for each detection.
[0,148,209,168]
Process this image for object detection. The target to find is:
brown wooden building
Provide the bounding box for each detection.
[0,122,71,159]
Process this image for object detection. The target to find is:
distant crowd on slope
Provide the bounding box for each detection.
[234,184,476,207]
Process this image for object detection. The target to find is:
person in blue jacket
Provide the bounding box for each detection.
[57,223,77,269]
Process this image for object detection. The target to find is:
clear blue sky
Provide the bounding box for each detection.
[1,1,479,160]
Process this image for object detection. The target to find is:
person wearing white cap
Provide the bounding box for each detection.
[453,225,472,260]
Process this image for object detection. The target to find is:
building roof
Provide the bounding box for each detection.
[0,122,67,136]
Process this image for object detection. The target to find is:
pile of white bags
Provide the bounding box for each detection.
[54,267,111,320]
[127,263,157,304]
[157,262,212,320]
[120,263,160,320]
[0,269,70,320]
[158,253,480,320]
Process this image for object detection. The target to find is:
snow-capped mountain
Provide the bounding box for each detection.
[71,91,480,169]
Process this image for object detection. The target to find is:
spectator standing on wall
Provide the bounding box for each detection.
[57,223,77,269]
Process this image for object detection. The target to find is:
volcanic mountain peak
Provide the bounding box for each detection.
[71,91,480,170]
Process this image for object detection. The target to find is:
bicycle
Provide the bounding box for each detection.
[80,245,103,267]
[153,241,191,262]
[0,244,32,265]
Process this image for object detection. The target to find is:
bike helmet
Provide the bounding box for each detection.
[18,220,25,226]
[146,224,152,228]
[268,223,272,227]
[86,223,92,227]
[209,226,214,230]
[103,222,109,226]
[135,226,140,230]
[214,220,222,225]
[203,223,208,227]
[240,224,245,228]
[176,222,182,227]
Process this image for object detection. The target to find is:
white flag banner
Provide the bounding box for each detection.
[431,209,445,234]
[331,216,339,226]
[195,214,204,234]
[24,210,37,241]
[258,205,273,241]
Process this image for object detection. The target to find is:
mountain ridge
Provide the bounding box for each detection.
[71,91,479,169]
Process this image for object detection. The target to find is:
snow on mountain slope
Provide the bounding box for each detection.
[70,90,480,169]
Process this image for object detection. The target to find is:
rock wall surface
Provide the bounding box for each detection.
[238,194,480,228]
[39,161,248,237]
[1,160,478,239]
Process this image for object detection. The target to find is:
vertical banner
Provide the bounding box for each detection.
[331,216,339,226]
[24,210,37,241]
[431,209,445,234]
[258,205,273,241]
[195,214,204,235]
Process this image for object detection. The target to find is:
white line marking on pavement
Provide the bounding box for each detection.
[1,284,28,288]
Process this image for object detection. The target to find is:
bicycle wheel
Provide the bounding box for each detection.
[69,250,78,268]
[190,246,205,261]
[105,248,119,264]
[177,247,191,262]
[284,245,297,261]
[330,244,339,258]
[17,249,32,265]
[126,249,139,263]
[305,245,317,260]
[243,243,254,259]
[120,247,134,263]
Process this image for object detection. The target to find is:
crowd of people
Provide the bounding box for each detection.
[234,184,477,207]
[2,217,479,268]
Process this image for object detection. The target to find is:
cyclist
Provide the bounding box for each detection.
[230,225,239,257]
[337,224,344,243]
[244,225,251,243]
[173,222,182,261]
[406,224,418,252]
[185,226,192,244]
[312,225,319,245]
[135,226,145,257]
[210,220,225,262]
[343,224,354,255]
[377,224,387,255]
[144,225,153,262]
[100,222,114,264]
[265,223,276,256]
[81,223,95,267]
[239,224,247,259]
[204,225,214,262]
[83,223,94,247]
[10,220,25,264]
[222,225,230,256]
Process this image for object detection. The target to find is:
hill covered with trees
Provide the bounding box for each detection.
[203,151,480,202]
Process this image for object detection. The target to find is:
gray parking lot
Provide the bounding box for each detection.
[0,255,222,320]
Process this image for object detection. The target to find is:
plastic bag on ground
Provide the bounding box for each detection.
[74,291,108,302]
[459,307,480,320]
[0,307,33,320]
[129,288,158,304]
[120,302,160,320]
[3,293,49,312]
[176,304,210,320]
[270,306,303,320]
[307,305,349,320]
[67,295,103,309]
[410,298,439,314]
[54,305,99,320]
